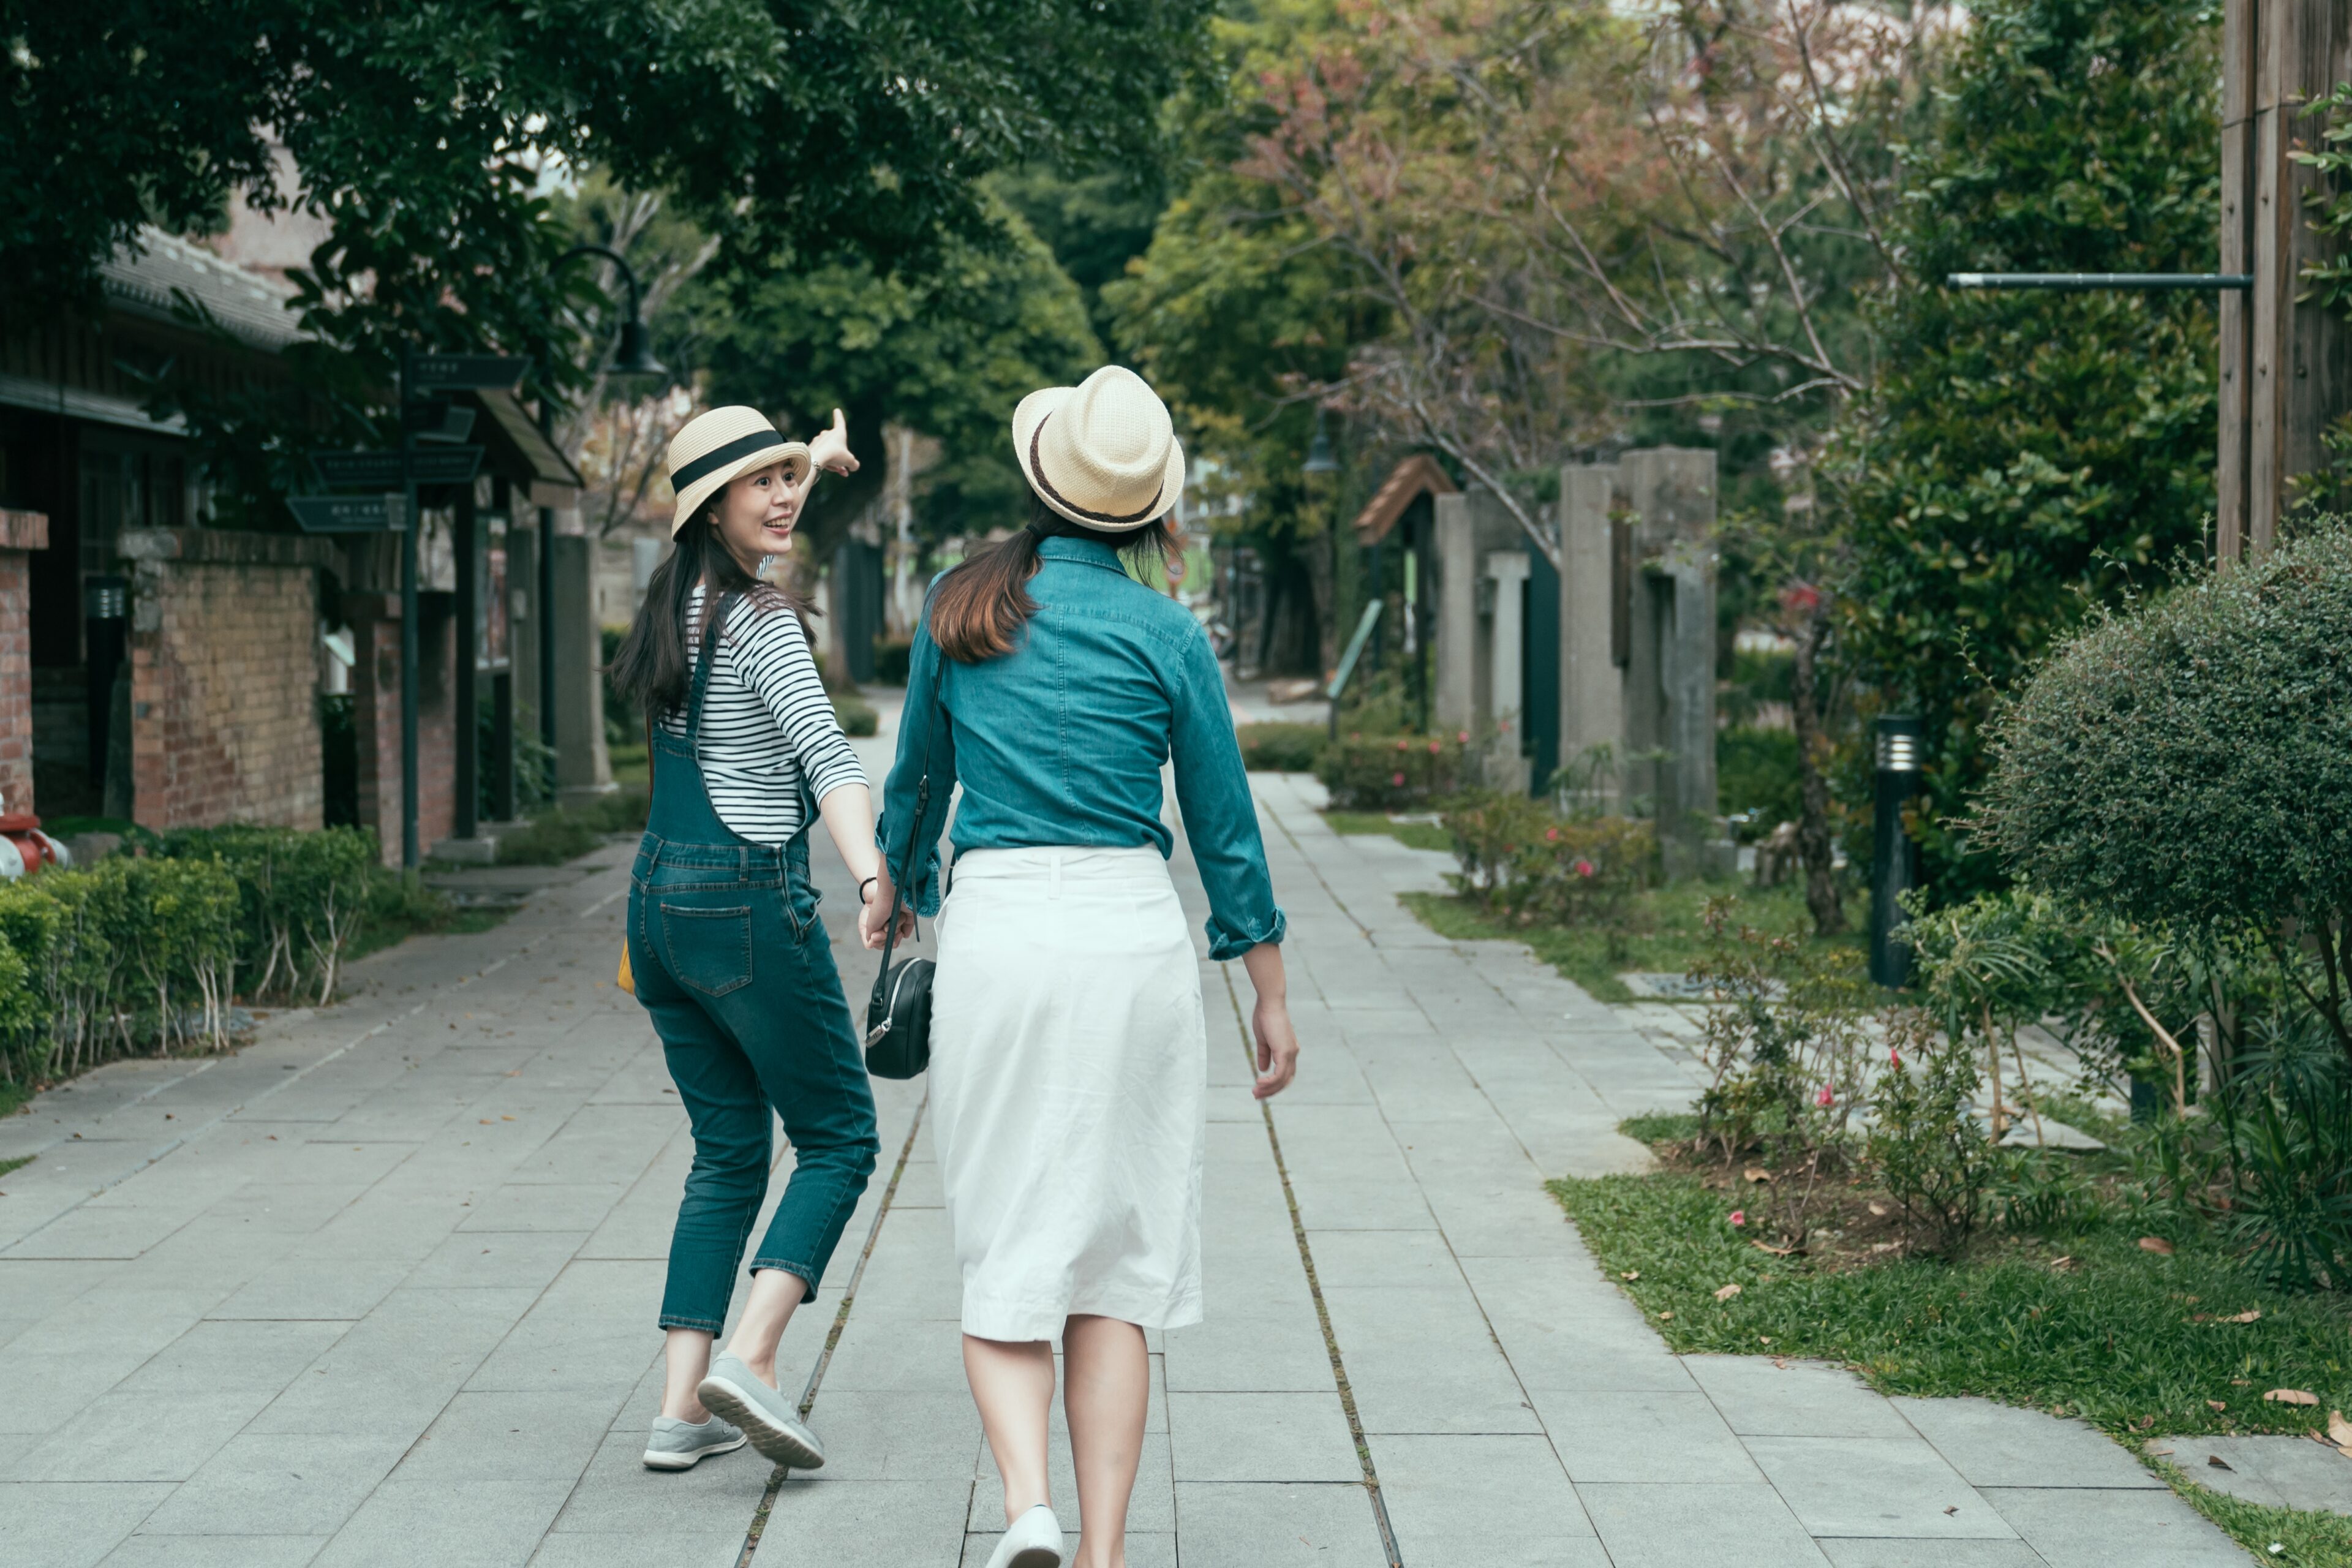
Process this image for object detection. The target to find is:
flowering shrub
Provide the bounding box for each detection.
[1316,731,1470,809]
[1441,790,1654,926]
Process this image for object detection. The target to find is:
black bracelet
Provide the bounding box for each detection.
[859,875,878,902]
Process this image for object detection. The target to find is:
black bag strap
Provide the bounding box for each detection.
[869,627,946,1001]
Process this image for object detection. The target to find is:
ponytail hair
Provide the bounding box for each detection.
[930,489,1180,663]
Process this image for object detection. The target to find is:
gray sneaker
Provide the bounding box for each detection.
[697,1349,825,1469]
[643,1413,745,1471]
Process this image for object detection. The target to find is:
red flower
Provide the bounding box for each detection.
[1815,1083,1835,1107]
[1392,772,1407,787]
[1427,739,1441,755]
[1457,729,1470,744]
[1889,1046,1904,1069]
[1728,1210,1746,1227]
[1395,739,1410,752]
[1545,827,1560,842]
[1574,859,1595,878]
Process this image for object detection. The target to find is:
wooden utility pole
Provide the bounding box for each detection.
[2219,0,2352,567]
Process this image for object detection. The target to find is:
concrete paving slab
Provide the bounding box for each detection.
[1580,1481,1833,1567]
[2180,1434,2352,1515]
[134,1431,410,1536]
[1171,1481,1389,1565]
[527,1530,744,1568]
[747,1477,971,1566]
[98,1532,327,1567]
[1540,1391,1765,1484]
[1746,1435,2018,1539]
[1686,1357,1918,1438]
[1893,1398,2164,1491]
[1167,1392,1360,1482]
[1981,1485,2250,1567]
[0,1480,175,1568]
[1370,1433,1605,1564]
[1819,1544,2051,1568]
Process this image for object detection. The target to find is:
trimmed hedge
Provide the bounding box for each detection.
[1316,732,1470,810]
[1237,721,1325,772]
[0,825,413,1087]
[1441,790,1656,927]
[1980,522,2352,947]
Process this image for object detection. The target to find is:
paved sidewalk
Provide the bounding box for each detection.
[0,734,2258,1566]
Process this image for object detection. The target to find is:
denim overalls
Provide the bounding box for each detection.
[627,591,879,1332]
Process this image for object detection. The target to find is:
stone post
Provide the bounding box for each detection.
[1618,448,1719,878]
[1431,492,1479,736]
[1558,463,1622,810]
[552,533,614,807]
[1481,549,1531,792]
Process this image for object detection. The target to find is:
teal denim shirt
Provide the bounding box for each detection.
[877,535,1286,961]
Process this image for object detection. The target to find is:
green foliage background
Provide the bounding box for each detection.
[1830,0,2223,897]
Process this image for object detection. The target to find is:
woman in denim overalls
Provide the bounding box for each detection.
[610,406,906,1474]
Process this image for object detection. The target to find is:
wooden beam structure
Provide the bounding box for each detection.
[2220,0,2352,565]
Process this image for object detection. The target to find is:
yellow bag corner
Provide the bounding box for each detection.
[616,941,635,995]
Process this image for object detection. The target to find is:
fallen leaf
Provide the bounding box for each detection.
[2264,1389,2320,1407]
[1871,1241,1900,1253]
[1714,1283,1743,1302]
[500,1115,514,1121]
[2330,1411,2352,1448]
[1657,1310,1674,1321]
[2233,1379,2252,1387]
[479,1118,493,1125]
[1621,1270,1640,1282]
[2049,1256,2076,1272]
[2132,1415,2157,1431]
[1868,1201,1890,1218]
[1743,1167,1773,1183]
[2139,1237,2176,1256]
[1757,1335,1773,1345]
[1752,1240,1798,1257]
[2220,1310,2263,1324]
[1943,1506,1958,1516]
[2208,1455,2234,1471]
[2210,1400,2230,1413]
[2145,1444,2176,1457]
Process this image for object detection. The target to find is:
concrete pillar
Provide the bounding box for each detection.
[1558,464,1622,809]
[1432,492,1478,736]
[552,533,613,806]
[1482,549,1531,793]
[1618,448,1718,878]
[0,510,47,816]
[509,526,541,746]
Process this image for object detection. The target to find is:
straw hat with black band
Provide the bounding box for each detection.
[664,407,812,538]
[1012,365,1186,532]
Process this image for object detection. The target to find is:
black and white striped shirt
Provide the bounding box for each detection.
[658,584,867,845]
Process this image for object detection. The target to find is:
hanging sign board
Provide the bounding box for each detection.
[408,353,530,390]
[288,493,407,534]
[309,447,484,489]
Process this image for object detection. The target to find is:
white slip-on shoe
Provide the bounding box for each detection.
[697,1349,825,1469]
[983,1504,1065,1568]
[642,1413,745,1470]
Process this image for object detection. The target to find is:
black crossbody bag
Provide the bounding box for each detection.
[864,631,945,1079]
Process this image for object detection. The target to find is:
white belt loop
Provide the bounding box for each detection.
[1049,849,1063,900]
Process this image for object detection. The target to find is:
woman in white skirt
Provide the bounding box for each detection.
[869,366,1295,1568]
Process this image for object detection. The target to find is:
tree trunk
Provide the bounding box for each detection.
[1789,605,1846,937]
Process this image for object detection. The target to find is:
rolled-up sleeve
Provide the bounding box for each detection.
[875,602,955,917]
[1169,628,1286,961]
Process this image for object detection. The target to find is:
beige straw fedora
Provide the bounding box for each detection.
[664,407,812,538]
[1011,366,1186,532]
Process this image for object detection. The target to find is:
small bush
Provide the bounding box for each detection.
[834,692,880,737]
[1868,1008,1992,1256]
[1317,731,1470,810]
[1237,721,1324,772]
[1717,725,1803,829]
[159,826,377,1006]
[1442,790,1654,928]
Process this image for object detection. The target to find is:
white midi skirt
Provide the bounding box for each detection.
[929,845,1207,1341]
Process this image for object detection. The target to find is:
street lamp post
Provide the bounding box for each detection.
[1869,715,1926,989]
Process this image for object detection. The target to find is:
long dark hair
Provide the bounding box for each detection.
[610,483,805,718]
[930,489,1179,663]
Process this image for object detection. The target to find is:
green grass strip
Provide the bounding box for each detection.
[2156,1458,2352,1567]
[1547,1169,2352,1440]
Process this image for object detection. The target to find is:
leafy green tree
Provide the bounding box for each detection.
[687,198,1102,559]
[1828,0,2222,897]
[4,0,1209,518]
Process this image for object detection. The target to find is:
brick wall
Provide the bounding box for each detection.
[0,510,46,816]
[119,528,334,832]
[345,591,456,866]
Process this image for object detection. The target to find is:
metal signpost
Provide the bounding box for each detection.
[286,351,524,868]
